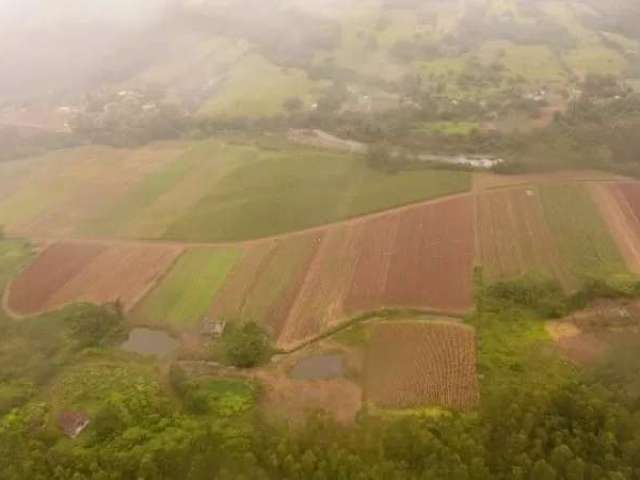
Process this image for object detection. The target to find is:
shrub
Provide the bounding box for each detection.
[64,303,125,349]
[482,275,568,318]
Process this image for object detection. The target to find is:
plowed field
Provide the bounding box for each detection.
[345,196,475,314]
[7,242,182,316]
[365,321,479,410]
[278,196,475,349]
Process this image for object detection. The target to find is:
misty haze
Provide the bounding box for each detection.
[2,1,640,479]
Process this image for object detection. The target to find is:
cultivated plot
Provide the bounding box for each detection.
[0,143,186,238]
[477,187,573,288]
[365,321,479,410]
[7,242,182,316]
[279,196,476,350]
[590,183,640,274]
[211,232,322,338]
[539,184,627,281]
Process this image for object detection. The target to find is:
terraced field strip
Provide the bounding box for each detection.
[7,242,182,316]
[365,321,479,410]
[539,184,628,282]
[589,183,640,274]
[7,243,107,316]
[211,232,322,337]
[477,187,574,288]
[0,143,185,238]
[132,247,241,330]
[345,195,475,314]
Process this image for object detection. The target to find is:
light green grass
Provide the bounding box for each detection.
[477,41,567,83]
[563,46,628,76]
[134,248,240,330]
[165,145,471,242]
[198,54,319,118]
[539,184,627,281]
[413,121,480,135]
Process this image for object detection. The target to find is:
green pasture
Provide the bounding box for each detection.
[134,248,241,330]
[539,184,627,282]
[164,145,471,242]
[198,54,320,118]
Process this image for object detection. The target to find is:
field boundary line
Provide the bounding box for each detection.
[276,307,469,354]
[24,191,475,249]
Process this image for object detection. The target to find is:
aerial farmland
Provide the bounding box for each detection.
[5,0,640,477]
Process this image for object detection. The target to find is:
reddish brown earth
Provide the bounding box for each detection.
[345,196,475,315]
[7,242,107,315]
[365,321,479,410]
[277,196,476,350]
[46,244,183,312]
[7,242,181,316]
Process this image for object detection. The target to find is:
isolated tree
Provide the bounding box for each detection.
[223,321,272,368]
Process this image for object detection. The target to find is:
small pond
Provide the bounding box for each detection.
[289,353,345,380]
[120,328,179,358]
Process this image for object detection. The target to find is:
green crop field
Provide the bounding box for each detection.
[165,145,471,242]
[134,248,241,330]
[83,140,256,238]
[0,139,470,243]
[539,184,627,281]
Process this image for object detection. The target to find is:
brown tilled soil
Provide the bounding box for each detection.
[385,195,475,311]
[344,213,402,313]
[45,244,183,312]
[477,188,574,288]
[589,183,640,274]
[7,242,107,315]
[365,321,479,410]
[277,224,364,350]
[345,196,475,315]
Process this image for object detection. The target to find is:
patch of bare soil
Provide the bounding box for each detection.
[547,300,640,364]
